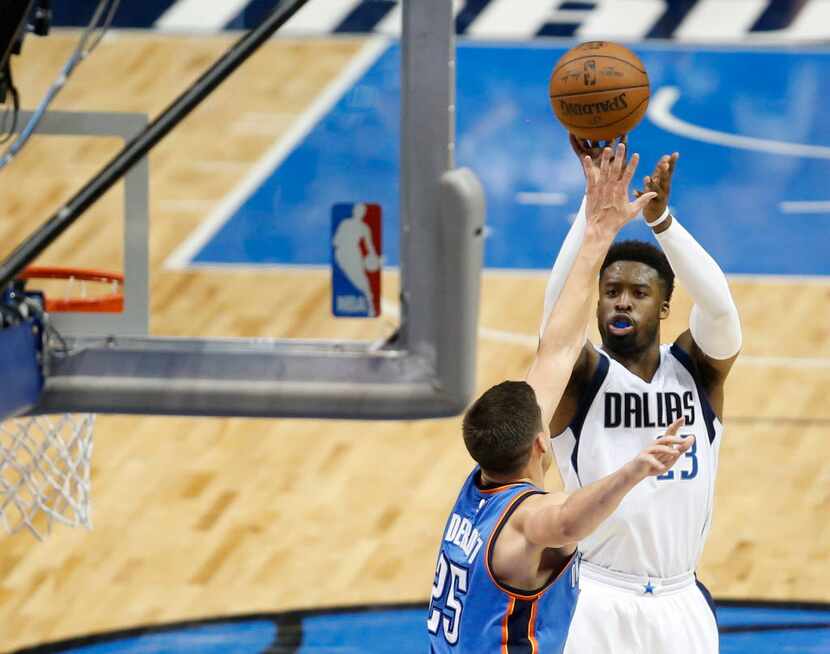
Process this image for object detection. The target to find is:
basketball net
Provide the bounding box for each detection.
[0,412,94,540]
[0,267,121,540]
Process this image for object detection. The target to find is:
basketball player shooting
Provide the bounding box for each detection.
[538,139,742,654]
[428,145,695,654]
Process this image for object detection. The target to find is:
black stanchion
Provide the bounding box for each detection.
[0,0,310,288]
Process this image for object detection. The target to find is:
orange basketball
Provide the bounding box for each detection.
[549,41,650,142]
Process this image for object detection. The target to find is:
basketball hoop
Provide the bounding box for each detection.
[18,266,124,313]
[0,267,120,539]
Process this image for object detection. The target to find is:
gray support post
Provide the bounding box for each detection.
[399,0,455,357]
[434,169,485,409]
[30,0,485,420]
[13,111,149,338]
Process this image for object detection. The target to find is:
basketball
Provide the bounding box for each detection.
[549,41,650,142]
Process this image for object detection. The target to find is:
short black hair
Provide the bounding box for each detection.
[600,240,675,302]
[462,381,542,476]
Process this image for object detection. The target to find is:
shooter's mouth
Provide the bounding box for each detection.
[608,314,635,336]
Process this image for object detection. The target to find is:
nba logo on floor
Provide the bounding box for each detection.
[331,203,382,317]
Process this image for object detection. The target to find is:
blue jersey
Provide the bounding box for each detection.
[427,467,579,654]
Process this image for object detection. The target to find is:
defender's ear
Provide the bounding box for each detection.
[535,432,551,454]
[660,300,670,320]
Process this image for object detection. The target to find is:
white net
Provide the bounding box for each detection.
[0,414,94,540]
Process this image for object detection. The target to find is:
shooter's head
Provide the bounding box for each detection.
[597,240,674,356]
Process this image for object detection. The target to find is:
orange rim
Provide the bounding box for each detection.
[19,267,124,313]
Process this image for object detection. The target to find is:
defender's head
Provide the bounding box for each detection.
[462,381,552,480]
[598,240,675,355]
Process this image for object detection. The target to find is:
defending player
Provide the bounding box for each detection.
[427,144,694,653]
[538,138,742,654]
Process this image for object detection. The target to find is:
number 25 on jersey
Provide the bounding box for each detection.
[427,552,468,644]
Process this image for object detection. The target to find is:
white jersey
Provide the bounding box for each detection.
[552,343,723,579]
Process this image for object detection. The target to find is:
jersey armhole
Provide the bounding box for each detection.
[669,343,718,443]
[566,353,610,479]
[484,490,576,600]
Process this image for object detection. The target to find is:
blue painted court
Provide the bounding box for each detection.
[25,602,830,653]
[189,42,830,276]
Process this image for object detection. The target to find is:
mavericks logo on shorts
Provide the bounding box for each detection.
[331,203,382,317]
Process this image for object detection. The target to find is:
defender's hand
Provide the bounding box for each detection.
[635,152,679,223]
[630,417,694,478]
[581,143,656,239]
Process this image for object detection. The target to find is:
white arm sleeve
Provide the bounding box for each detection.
[654,217,742,360]
[539,197,588,339]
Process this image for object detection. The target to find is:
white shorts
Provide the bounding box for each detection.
[564,561,719,654]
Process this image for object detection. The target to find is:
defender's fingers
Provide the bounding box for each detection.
[612,142,627,179]
[599,146,613,178]
[650,445,681,458]
[581,155,593,183]
[583,155,599,189]
[654,436,694,452]
[665,416,686,436]
[643,455,664,470]
[654,435,690,446]
[631,191,657,214]
[620,151,640,187]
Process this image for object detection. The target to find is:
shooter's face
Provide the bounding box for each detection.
[597,262,668,355]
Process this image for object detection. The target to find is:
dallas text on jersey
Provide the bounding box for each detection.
[604,391,695,429]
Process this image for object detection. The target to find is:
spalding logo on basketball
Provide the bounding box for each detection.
[549,41,650,142]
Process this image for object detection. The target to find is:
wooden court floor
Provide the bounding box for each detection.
[0,32,828,651]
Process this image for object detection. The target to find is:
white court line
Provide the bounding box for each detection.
[649,87,830,160]
[164,36,389,270]
[374,4,402,36]
[515,192,568,206]
[379,301,830,368]
[738,356,830,369]
[576,0,666,41]
[178,261,830,285]
[155,0,251,31]
[779,201,830,214]
[674,0,768,42]
[467,0,554,39]
[746,0,830,42]
[375,0,465,37]
[547,9,594,24]
[280,0,363,35]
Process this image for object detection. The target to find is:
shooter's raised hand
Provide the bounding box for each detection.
[580,142,656,240]
[635,152,679,223]
[570,133,628,166]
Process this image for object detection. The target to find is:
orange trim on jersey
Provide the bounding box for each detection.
[478,481,527,495]
[485,489,578,600]
[528,599,539,654]
[501,596,515,654]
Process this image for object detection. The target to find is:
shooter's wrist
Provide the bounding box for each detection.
[646,206,673,234]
